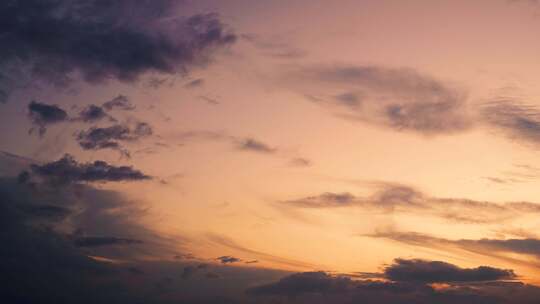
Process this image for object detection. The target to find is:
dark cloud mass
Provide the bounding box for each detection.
[28,101,68,136]
[30,154,151,183]
[385,258,515,283]
[0,0,236,102]
[247,259,538,304]
[1,149,540,303]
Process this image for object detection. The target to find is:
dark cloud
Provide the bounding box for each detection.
[247,259,538,304]
[217,256,241,264]
[182,265,197,279]
[282,183,540,223]
[27,101,69,136]
[385,258,515,283]
[78,104,109,122]
[237,138,276,153]
[287,65,472,135]
[1,152,297,304]
[247,271,352,296]
[30,154,151,183]
[21,204,72,221]
[0,0,236,102]
[74,236,143,247]
[102,95,135,111]
[482,100,540,147]
[76,122,153,156]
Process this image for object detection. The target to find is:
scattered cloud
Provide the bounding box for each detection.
[365,230,540,263]
[281,183,540,223]
[237,138,276,154]
[216,256,241,264]
[482,99,540,148]
[102,95,135,111]
[184,78,205,88]
[27,101,69,136]
[289,157,312,167]
[285,65,472,135]
[76,122,153,157]
[77,104,110,122]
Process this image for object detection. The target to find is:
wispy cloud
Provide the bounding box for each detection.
[281,183,540,223]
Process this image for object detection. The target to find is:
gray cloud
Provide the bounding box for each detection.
[482,100,540,147]
[237,138,276,154]
[77,104,109,122]
[27,101,69,136]
[287,65,472,135]
[366,230,540,263]
[282,183,540,223]
[102,95,135,111]
[76,122,153,157]
[30,154,151,183]
[184,78,205,88]
[216,256,241,264]
[0,0,236,102]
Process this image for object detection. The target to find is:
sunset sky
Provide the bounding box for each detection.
[2,1,540,303]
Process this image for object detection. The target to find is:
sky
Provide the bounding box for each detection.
[2,0,540,303]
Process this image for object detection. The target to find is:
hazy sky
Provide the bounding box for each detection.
[3,1,540,303]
